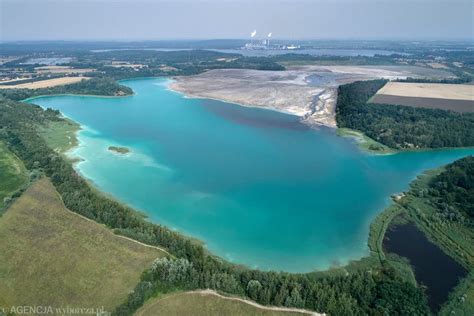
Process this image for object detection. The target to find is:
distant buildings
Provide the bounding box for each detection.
[242,30,300,50]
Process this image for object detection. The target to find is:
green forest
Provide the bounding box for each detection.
[0,94,431,315]
[428,156,474,222]
[335,80,474,149]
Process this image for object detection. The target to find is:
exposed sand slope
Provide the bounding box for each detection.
[0,76,89,89]
[170,69,324,119]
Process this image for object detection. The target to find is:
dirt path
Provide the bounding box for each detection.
[138,289,325,316]
[193,289,325,315]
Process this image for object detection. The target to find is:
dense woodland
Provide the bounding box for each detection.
[427,156,474,223]
[336,80,474,149]
[0,95,430,315]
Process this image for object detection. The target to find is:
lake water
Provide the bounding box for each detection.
[384,223,467,312]
[27,78,474,272]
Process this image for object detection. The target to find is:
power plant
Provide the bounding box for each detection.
[242,30,300,50]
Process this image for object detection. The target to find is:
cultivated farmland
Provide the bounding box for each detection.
[370,82,474,113]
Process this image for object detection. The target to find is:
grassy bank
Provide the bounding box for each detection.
[341,201,417,285]
[337,128,394,154]
[439,272,474,315]
[0,141,29,211]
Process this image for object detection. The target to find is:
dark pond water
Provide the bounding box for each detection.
[384,223,468,312]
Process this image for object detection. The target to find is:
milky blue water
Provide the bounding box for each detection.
[28,78,474,272]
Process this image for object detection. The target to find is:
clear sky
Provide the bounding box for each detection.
[1,0,473,41]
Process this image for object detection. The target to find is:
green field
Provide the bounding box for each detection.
[38,119,80,153]
[0,141,28,210]
[136,291,311,316]
[0,178,166,313]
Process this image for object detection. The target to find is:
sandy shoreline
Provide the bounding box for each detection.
[169,81,312,118]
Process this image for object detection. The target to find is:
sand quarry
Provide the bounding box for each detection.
[170,65,454,128]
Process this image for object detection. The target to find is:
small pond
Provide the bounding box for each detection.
[384,223,468,312]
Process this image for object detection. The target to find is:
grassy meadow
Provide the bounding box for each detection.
[0,178,166,312]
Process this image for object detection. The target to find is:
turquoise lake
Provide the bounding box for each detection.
[28,78,474,272]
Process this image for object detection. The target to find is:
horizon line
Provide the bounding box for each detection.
[1,37,474,44]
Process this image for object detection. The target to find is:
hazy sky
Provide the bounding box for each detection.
[1,0,473,41]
